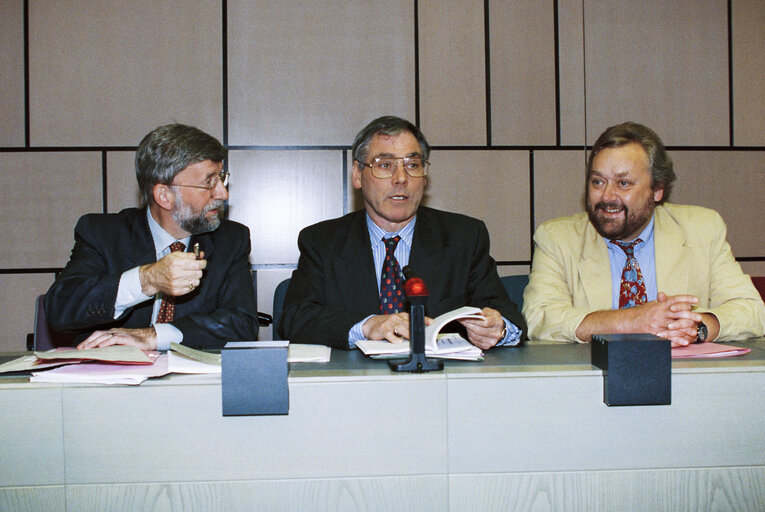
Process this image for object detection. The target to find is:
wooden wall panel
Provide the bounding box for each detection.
[424,150,530,262]
[419,0,486,146]
[28,0,223,146]
[0,1,24,147]
[558,0,586,146]
[583,0,729,146]
[227,0,415,146]
[732,0,765,146]
[227,150,344,265]
[1,152,102,268]
[489,1,557,145]
[533,150,588,227]
[670,151,765,257]
[0,273,56,351]
[106,151,142,213]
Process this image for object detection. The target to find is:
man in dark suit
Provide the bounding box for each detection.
[279,116,526,350]
[45,124,258,350]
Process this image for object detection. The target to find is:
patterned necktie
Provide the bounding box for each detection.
[380,236,405,314]
[610,238,647,309]
[155,241,186,323]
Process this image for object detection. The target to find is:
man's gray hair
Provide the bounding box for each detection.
[135,124,227,205]
[352,116,430,164]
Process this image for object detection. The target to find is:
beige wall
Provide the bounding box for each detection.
[1,0,763,348]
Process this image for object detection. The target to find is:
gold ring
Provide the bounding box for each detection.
[393,325,399,336]
[189,281,194,290]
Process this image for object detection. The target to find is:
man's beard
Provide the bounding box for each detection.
[586,195,655,241]
[173,197,225,235]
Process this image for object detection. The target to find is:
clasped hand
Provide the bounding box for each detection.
[640,292,702,347]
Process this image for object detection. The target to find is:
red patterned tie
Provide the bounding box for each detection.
[155,241,186,323]
[379,236,405,314]
[611,239,647,309]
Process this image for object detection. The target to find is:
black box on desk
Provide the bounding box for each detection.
[221,341,289,416]
[591,334,671,406]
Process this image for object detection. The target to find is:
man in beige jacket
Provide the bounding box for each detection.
[523,122,765,345]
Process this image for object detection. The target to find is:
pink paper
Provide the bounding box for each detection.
[671,342,750,359]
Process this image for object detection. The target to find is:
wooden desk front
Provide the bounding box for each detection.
[1,340,764,511]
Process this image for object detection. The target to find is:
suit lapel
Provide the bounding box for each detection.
[654,205,690,293]
[126,208,160,267]
[578,220,613,309]
[336,212,380,312]
[409,208,446,285]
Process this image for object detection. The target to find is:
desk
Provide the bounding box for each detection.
[2,340,765,511]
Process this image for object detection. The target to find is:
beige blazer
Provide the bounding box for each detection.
[523,203,765,342]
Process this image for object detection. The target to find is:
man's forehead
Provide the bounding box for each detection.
[368,132,421,157]
[590,144,650,175]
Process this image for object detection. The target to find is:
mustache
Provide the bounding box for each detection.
[203,200,225,214]
[594,201,624,211]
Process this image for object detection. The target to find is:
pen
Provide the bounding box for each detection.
[193,243,200,260]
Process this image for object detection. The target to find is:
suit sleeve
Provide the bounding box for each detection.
[172,227,259,349]
[523,223,591,342]
[44,215,124,332]
[467,222,527,339]
[698,214,765,340]
[278,228,369,349]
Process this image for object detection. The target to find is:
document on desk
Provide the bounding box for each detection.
[356,333,484,361]
[169,342,331,369]
[34,346,157,364]
[30,354,170,385]
[671,342,751,358]
[0,355,71,374]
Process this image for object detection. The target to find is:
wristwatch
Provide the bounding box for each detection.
[694,322,708,344]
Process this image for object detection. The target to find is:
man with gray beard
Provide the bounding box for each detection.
[523,121,765,346]
[45,124,258,350]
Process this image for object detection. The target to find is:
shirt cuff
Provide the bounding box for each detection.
[114,267,153,319]
[348,315,375,349]
[496,317,522,347]
[153,322,183,351]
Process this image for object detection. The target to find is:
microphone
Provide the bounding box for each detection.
[403,266,429,297]
[390,267,443,372]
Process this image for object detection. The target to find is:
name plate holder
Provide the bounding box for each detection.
[222,341,289,416]
[591,334,671,406]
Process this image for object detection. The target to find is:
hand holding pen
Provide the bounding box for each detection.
[138,242,207,297]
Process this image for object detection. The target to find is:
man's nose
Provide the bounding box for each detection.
[391,160,408,184]
[212,179,229,200]
[602,182,617,201]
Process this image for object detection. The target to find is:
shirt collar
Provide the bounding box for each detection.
[604,213,655,252]
[146,208,191,256]
[365,213,416,248]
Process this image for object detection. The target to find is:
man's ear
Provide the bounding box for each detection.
[152,183,175,211]
[351,162,363,190]
[653,185,664,203]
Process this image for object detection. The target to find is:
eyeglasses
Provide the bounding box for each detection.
[357,157,429,179]
[172,170,230,192]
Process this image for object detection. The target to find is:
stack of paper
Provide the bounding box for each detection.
[357,334,483,361]
[30,355,169,385]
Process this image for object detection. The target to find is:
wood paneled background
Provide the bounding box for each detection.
[1,0,763,348]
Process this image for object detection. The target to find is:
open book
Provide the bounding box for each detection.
[355,306,485,361]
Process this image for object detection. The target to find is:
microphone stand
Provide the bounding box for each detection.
[389,269,443,373]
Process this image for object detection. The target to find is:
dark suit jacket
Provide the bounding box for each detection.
[45,207,258,349]
[278,207,526,349]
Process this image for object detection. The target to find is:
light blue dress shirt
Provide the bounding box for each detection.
[348,214,521,348]
[605,215,658,309]
[113,209,189,351]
